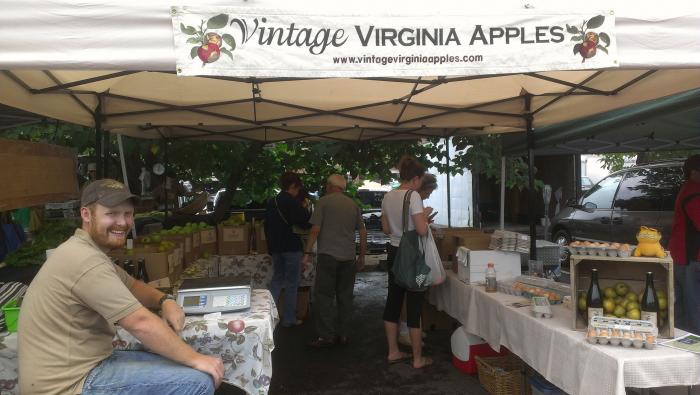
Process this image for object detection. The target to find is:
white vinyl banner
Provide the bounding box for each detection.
[172,7,617,78]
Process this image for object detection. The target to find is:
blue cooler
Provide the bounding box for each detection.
[529,376,565,395]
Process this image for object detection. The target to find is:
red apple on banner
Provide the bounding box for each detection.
[197,43,221,63]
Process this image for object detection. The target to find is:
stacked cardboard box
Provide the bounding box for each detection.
[200,228,217,256]
[109,246,182,283]
[217,224,250,255]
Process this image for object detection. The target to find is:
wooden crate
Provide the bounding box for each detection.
[570,254,674,338]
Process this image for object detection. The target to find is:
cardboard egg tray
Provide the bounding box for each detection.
[586,316,658,349]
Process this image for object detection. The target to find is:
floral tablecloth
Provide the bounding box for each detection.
[114,289,278,395]
[0,332,18,395]
[183,254,316,288]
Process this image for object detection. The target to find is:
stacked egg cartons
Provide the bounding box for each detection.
[586,316,657,349]
[569,241,634,258]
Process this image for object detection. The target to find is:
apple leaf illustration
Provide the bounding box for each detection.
[566,24,580,34]
[190,46,198,59]
[222,34,236,51]
[180,23,197,35]
[586,15,605,30]
[207,14,229,29]
[573,43,583,55]
[599,32,610,47]
[221,47,234,60]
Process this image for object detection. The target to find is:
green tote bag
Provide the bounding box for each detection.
[391,190,431,291]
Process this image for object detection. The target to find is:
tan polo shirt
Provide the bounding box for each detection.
[18,228,142,395]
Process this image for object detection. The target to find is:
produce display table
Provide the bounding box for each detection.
[184,254,316,288]
[429,271,700,395]
[0,290,278,395]
[115,289,278,395]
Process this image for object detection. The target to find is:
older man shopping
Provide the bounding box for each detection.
[303,174,367,347]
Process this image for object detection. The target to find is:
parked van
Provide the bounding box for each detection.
[550,160,684,247]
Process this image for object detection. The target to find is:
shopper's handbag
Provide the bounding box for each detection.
[424,229,446,285]
[391,191,431,291]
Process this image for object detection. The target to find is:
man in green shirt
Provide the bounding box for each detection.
[303,174,367,347]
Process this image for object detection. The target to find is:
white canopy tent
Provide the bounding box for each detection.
[1,0,699,254]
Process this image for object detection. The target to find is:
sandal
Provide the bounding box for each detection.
[387,353,412,364]
[412,356,434,369]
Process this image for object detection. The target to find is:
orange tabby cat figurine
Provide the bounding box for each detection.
[633,226,666,258]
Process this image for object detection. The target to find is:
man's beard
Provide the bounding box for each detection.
[89,221,129,250]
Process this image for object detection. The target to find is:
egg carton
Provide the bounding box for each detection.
[586,316,658,349]
[531,296,553,319]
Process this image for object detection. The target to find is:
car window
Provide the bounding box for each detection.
[581,174,622,209]
[613,166,683,212]
[581,177,593,187]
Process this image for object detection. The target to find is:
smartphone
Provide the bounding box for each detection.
[428,211,438,220]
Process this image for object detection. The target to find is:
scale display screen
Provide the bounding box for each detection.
[183,295,205,307]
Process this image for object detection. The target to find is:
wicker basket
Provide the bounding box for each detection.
[475,355,527,395]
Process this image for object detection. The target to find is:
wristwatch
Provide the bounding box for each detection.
[158,294,176,306]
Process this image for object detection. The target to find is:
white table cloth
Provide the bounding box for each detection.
[429,271,700,395]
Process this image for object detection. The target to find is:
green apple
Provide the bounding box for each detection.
[578,297,587,311]
[615,282,629,296]
[625,301,640,312]
[604,287,617,299]
[614,296,624,305]
[613,305,626,318]
[625,292,638,302]
[603,299,616,314]
[626,308,641,320]
[656,290,667,301]
[658,298,668,310]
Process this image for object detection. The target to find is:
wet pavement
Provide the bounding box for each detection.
[218,271,488,395]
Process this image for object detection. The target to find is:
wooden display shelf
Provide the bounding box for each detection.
[570,254,674,338]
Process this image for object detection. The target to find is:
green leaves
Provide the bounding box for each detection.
[190,46,199,59]
[570,35,583,42]
[599,32,610,47]
[207,14,229,29]
[187,37,201,45]
[220,47,233,60]
[586,15,605,30]
[222,34,236,50]
[180,23,197,35]
[573,43,582,55]
[566,24,580,34]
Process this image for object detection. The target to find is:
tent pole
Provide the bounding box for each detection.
[445,136,451,227]
[117,134,129,188]
[500,156,505,230]
[163,139,169,219]
[94,96,103,179]
[103,130,110,178]
[525,95,537,260]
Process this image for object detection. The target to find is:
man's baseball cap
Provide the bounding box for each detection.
[684,154,700,179]
[81,179,137,207]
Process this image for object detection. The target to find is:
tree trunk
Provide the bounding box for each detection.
[212,143,264,223]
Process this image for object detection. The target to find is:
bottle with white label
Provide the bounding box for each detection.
[485,262,497,293]
[586,269,603,322]
[641,271,659,328]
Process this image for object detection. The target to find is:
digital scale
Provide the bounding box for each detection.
[176,275,252,315]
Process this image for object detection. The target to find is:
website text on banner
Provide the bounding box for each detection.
[172,7,617,78]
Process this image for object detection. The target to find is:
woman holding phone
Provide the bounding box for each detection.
[381,156,434,369]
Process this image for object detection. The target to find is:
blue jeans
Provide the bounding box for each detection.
[81,351,214,395]
[674,260,700,334]
[269,251,303,325]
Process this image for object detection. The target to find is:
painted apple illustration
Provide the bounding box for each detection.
[206,32,222,47]
[579,41,597,59]
[182,14,236,65]
[568,15,610,62]
[227,319,245,333]
[198,43,221,63]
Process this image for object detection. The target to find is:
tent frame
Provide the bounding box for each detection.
[0,68,670,257]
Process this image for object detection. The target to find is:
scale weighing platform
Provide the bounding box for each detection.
[177,275,252,315]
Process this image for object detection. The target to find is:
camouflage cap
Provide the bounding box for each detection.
[81,179,137,208]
